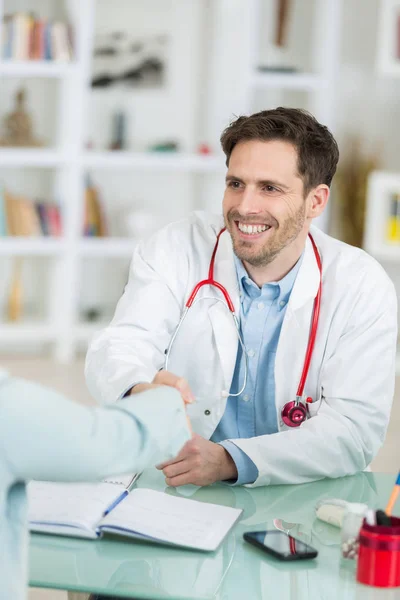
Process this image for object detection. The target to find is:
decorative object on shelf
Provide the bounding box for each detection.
[257,65,298,73]
[197,143,212,155]
[7,258,23,322]
[275,0,291,47]
[109,111,127,151]
[91,33,168,88]
[148,140,179,152]
[335,138,379,248]
[1,12,73,61]
[83,176,107,237]
[83,308,102,322]
[386,192,400,243]
[0,88,43,147]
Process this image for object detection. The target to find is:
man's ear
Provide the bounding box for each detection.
[307,184,330,219]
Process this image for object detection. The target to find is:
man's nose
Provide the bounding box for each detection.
[239,187,262,214]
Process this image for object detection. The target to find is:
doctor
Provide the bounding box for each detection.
[86,107,398,488]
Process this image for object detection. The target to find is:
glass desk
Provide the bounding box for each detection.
[29,470,400,599]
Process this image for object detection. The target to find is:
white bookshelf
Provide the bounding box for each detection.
[0,60,75,77]
[0,0,343,361]
[0,238,65,256]
[0,149,67,167]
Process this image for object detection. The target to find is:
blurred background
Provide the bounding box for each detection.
[1,1,399,597]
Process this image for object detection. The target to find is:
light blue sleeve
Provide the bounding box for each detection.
[219,440,259,486]
[0,377,191,484]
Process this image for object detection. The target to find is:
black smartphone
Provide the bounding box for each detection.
[243,530,318,561]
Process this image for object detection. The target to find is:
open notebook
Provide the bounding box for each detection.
[28,481,242,552]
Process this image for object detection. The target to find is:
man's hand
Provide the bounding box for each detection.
[129,371,195,405]
[157,433,238,487]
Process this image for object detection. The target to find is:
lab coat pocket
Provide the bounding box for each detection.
[307,389,323,418]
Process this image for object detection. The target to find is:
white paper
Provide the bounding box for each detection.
[103,473,139,488]
[100,488,242,551]
[28,481,124,533]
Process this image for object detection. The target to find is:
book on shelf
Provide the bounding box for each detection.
[83,179,108,237]
[1,12,73,61]
[0,184,62,237]
[386,192,400,244]
[28,481,242,551]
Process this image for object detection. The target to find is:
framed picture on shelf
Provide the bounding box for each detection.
[376,0,400,76]
[364,170,400,259]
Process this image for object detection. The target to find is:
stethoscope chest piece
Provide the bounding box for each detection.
[281,396,309,427]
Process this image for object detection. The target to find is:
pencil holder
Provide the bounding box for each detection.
[356,516,400,588]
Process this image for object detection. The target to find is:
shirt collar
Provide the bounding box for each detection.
[234,252,304,310]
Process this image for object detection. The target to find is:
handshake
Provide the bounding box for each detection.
[130,371,238,487]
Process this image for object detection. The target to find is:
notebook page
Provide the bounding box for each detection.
[103,473,139,488]
[28,481,124,532]
[100,488,242,551]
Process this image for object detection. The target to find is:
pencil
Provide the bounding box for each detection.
[385,472,400,516]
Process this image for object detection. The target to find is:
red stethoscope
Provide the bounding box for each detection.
[164,228,322,428]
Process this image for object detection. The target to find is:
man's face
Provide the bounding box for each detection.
[223,139,309,268]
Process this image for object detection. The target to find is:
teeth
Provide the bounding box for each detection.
[238,222,269,235]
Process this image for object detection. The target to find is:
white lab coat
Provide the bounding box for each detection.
[86,212,398,487]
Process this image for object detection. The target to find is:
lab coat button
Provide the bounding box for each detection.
[243,394,250,402]
[257,302,265,310]
[247,349,255,358]
[204,409,211,416]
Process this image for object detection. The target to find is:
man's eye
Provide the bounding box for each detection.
[228,181,241,189]
[264,185,278,193]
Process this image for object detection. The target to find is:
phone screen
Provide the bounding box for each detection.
[244,530,318,560]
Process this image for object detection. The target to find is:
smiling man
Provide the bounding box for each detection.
[86,107,397,488]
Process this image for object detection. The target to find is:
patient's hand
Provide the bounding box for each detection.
[130,370,193,433]
[156,433,238,487]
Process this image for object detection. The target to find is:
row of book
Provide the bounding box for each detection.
[2,12,73,62]
[0,185,62,237]
[0,182,109,238]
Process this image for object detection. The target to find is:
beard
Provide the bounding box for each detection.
[224,203,306,267]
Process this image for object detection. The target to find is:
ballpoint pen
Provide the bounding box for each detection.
[385,471,400,517]
[103,489,129,517]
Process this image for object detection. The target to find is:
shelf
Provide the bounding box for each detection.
[83,152,226,172]
[0,238,65,256]
[0,60,75,78]
[78,238,136,258]
[0,148,67,167]
[0,322,56,343]
[251,72,327,90]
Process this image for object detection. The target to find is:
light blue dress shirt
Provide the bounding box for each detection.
[211,254,303,485]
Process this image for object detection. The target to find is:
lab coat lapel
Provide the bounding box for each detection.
[208,229,240,393]
[275,234,321,410]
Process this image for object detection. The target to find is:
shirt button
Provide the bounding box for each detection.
[257,302,265,310]
[243,394,250,402]
[279,300,286,307]
[247,349,255,358]
[204,409,211,416]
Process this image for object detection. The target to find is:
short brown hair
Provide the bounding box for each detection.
[220,107,339,195]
